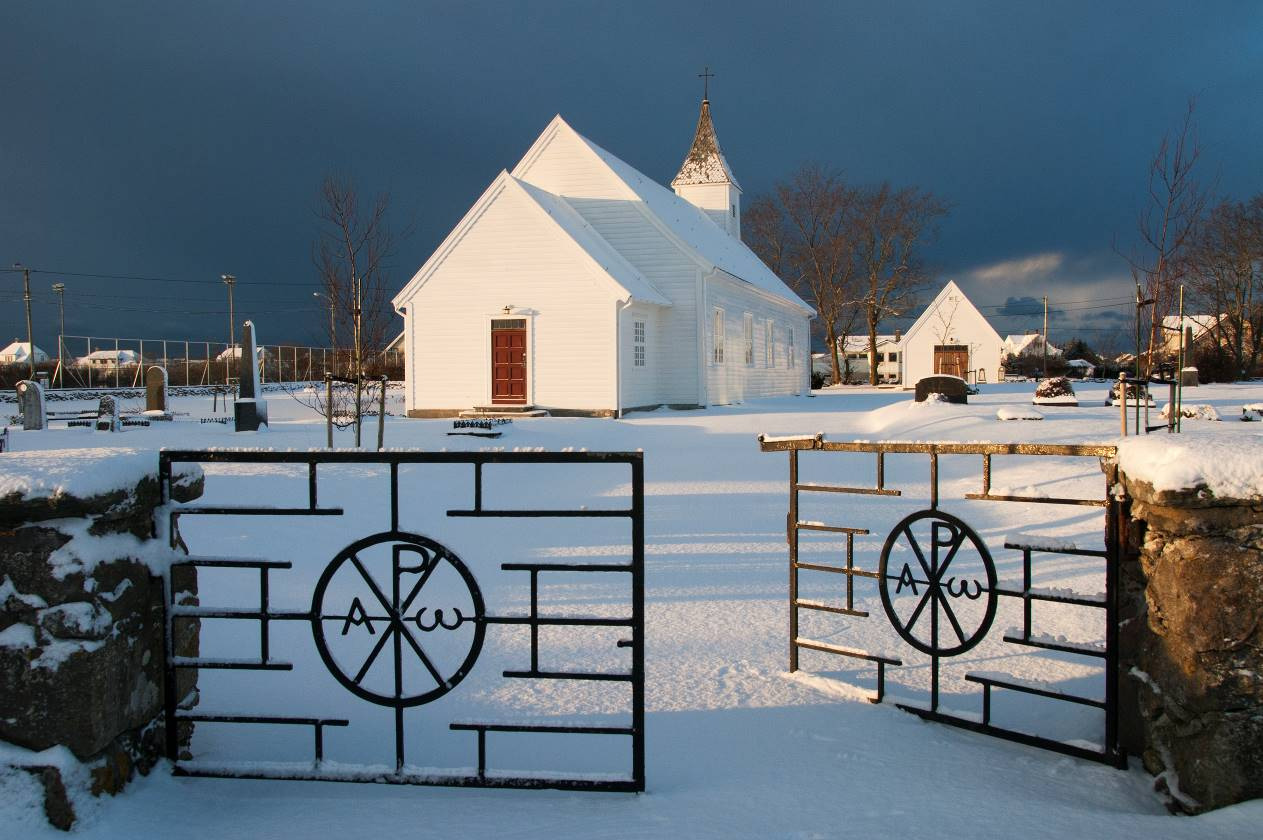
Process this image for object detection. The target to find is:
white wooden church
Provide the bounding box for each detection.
[391,100,815,417]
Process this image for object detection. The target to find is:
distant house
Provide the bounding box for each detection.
[1066,358,1096,378]
[75,349,139,370]
[0,341,49,364]
[215,345,268,362]
[391,103,814,417]
[839,335,902,384]
[1002,332,1062,359]
[1160,314,1224,356]
[898,281,1004,386]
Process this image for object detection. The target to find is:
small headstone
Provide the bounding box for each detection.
[96,395,120,432]
[233,320,269,432]
[16,380,46,430]
[1180,367,1199,388]
[914,375,968,404]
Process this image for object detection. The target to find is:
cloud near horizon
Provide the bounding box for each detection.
[966,252,1064,283]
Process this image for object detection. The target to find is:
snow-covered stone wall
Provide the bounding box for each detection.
[0,450,202,830]
[1116,441,1263,814]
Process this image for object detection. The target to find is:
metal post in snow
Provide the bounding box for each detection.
[377,375,387,450]
[325,372,334,449]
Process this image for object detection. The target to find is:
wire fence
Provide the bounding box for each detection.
[0,335,403,389]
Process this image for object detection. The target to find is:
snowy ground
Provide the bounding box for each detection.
[3,381,1262,838]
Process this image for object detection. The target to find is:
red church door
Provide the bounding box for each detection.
[491,320,527,404]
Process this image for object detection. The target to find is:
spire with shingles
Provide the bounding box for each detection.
[671,99,741,190]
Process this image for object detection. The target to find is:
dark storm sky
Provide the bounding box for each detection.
[2,1,1261,352]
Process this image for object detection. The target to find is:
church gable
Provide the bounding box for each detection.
[512,116,637,202]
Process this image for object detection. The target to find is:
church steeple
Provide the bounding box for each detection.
[672,92,743,239]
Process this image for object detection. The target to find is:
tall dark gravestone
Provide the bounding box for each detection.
[16,380,45,430]
[233,321,269,432]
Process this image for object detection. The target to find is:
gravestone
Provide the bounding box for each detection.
[144,366,169,416]
[1180,366,1199,387]
[16,380,46,430]
[95,396,120,432]
[233,320,269,432]
[914,375,968,404]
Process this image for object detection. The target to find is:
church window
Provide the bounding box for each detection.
[712,308,725,364]
[765,320,774,367]
[789,328,796,367]
[633,320,646,367]
[744,314,754,366]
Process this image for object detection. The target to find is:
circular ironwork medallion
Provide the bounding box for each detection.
[878,510,997,657]
[311,531,485,707]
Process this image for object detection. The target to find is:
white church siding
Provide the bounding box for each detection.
[565,202,704,406]
[401,179,619,414]
[618,302,660,410]
[704,272,810,404]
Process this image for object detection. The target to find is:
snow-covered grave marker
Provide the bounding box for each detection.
[95,395,120,432]
[233,320,268,432]
[15,379,45,430]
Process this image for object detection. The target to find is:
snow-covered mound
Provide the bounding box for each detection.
[1160,403,1221,421]
[997,405,1044,421]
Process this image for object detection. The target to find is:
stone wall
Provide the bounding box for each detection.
[1116,471,1263,814]
[0,456,202,829]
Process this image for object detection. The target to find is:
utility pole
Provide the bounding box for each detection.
[222,274,236,383]
[13,263,35,379]
[1042,295,1049,380]
[52,282,65,388]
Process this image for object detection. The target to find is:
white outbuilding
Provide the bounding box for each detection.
[898,281,1004,386]
[391,101,814,417]
[0,341,48,364]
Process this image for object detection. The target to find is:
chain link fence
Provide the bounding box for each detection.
[0,335,403,389]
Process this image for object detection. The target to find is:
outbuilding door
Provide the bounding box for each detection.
[491,319,527,404]
[933,345,969,378]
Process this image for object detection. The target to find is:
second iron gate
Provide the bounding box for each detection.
[759,435,1124,767]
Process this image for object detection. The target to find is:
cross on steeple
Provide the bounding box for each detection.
[698,66,715,101]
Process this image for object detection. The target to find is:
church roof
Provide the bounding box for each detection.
[513,177,671,306]
[670,100,741,190]
[561,123,811,314]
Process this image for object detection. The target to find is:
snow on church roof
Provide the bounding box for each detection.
[513,177,671,306]
[671,99,741,189]
[564,123,813,315]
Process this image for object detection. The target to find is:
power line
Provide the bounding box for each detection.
[0,266,316,287]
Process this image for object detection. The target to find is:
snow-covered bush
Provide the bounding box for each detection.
[1033,377,1077,405]
[1107,381,1155,406]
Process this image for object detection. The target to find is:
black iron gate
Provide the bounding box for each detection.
[758,436,1124,767]
[158,449,644,791]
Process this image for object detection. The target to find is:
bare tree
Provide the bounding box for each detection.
[853,183,949,384]
[746,165,864,385]
[298,176,408,444]
[1121,100,1208,375]
[1187,194,1263,379]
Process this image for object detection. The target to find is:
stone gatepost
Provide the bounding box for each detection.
[0,450,203,829]
[1115,437,1263,814]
